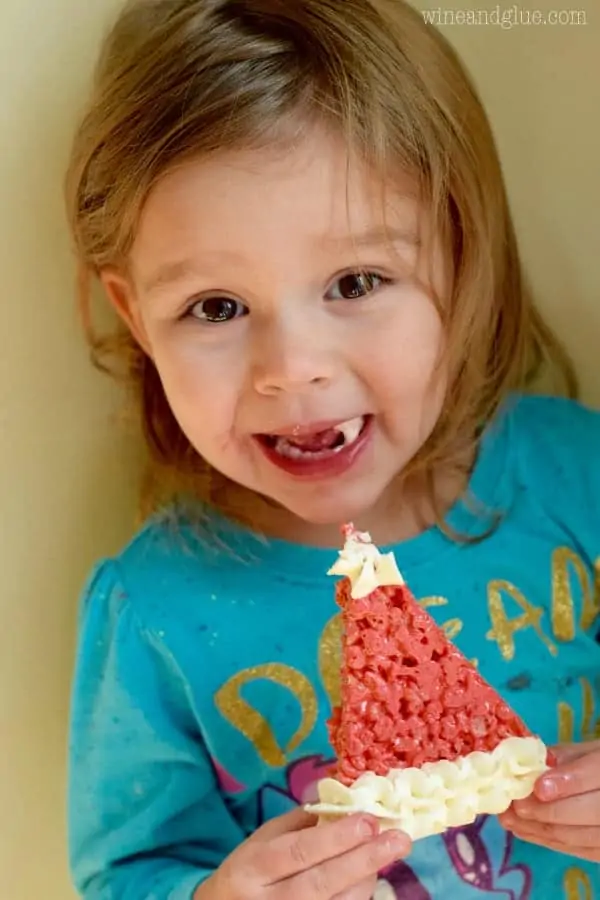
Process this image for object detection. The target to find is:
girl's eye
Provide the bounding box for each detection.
[187,296,248,323]
[326,271,390,301]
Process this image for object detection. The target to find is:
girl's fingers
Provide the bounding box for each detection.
[287,829,410,900]
[259,813,405,883]
[505,820,600,848]
[550,741,598,765]
[253,808,318,841]
[504,821,600,862]
[534,744,600,801]
[509,789,600,826]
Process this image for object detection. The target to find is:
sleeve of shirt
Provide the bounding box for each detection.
[68,560,246,900]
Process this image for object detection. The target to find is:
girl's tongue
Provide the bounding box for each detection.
[286,427,342,452]
[262,417,366,459]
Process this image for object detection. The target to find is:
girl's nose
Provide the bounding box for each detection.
[251,323,337,396]
[255,373,330,396]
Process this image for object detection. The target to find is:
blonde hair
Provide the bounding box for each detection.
[65,0,575,523]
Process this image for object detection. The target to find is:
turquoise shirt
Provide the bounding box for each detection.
[68,395,600,899]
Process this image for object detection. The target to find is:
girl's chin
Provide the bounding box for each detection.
[210,467,392,534]
[256,488,383,532]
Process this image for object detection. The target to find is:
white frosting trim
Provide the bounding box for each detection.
[306,736,548,841]
[328,528,404,598]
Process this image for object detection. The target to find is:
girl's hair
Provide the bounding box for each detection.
[65,0,576,522]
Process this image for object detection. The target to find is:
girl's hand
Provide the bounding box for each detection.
[499,740,600,862]
[194,808,410,900]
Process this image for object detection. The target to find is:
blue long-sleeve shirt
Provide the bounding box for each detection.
[69,394,600,899]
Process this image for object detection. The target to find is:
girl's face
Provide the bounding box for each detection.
[104,128,448,528]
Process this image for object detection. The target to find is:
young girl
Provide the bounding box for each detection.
[65,1,600,898]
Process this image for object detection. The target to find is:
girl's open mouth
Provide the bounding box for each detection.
[255,415,373,479]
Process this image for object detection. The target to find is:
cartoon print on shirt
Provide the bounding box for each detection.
[258,754,333,819]
[359,815,533,899]
[442,816,531,898]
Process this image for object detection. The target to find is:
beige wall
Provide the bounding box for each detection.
[418,0,600,400]
[0,1,597,898]
[1,2,138,898]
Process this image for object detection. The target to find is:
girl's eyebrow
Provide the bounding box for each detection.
[322,225,420,249]
[142,262,197,295]
[141,226,419,295]
[141,254,238,295]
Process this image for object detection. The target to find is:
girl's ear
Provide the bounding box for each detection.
[100,269,152,356]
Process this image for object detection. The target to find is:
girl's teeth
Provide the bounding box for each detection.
[272,416,366,459]
[274,440,318,459]
[337,416,364,447]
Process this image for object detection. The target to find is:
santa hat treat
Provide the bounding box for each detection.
[306,526,550,840]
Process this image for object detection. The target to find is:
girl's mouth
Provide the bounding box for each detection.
[255,415,373,479]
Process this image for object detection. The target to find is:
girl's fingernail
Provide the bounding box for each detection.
[538,777,559,800]
[383,831,409,855]
[358,816,379,838]
[513,800,530,817]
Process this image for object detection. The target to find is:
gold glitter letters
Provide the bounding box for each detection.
[558,701,576,745]
[420,596,464,642]
[564,867,593,900]
[486,580,557,661]
[557,678,600,743]
[319,614,342,710]
[214,664,317,767]
[420,596,448,610]
[552,547,599,641]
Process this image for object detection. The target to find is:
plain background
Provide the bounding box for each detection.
[1,1,598,897]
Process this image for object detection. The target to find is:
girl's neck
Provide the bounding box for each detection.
[215,463,471,549]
